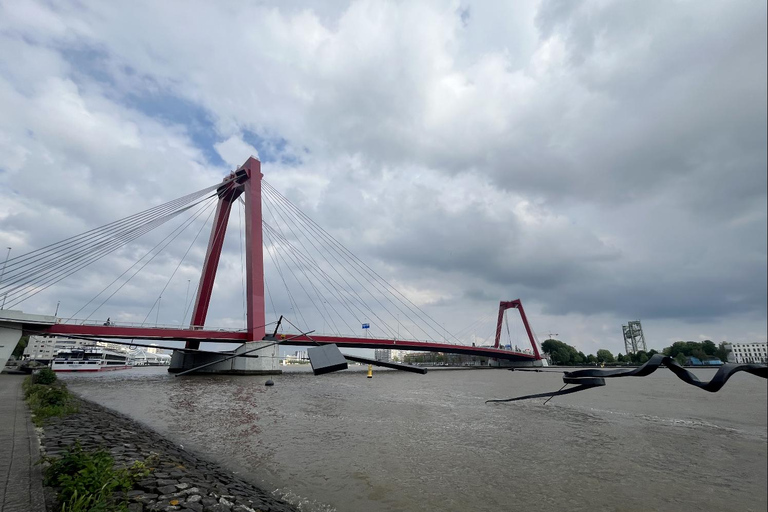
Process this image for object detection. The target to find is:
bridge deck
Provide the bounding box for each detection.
[41,324,537,362]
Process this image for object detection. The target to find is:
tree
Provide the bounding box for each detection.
[701,340,716,355]
[647,349,658,358]
[555,347,571,365]
[715,342,731,363]
[637,352,649,364]
[586,354,597,364]
[12,335,29,359]
[674,352,687,366]
[541,339,580,365]
[662,341,728,363]
[617,353,626,363]
[596,349,615,363]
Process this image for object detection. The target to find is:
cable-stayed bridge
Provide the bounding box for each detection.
[0,157,543,373]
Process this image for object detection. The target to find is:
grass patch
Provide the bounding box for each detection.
[43,442,155,512]
[23,370,78,426]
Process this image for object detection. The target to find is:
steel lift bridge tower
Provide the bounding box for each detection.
[622,320,647,355]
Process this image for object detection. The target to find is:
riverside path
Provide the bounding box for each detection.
[0,374,45,512]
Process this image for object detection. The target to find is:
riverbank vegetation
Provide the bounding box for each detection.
[24,368,155,511]
[43,443,154,512]
[22,368,78,425]
[542,339,731,366]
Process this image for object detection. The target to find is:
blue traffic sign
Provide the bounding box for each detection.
[362,323,370,329]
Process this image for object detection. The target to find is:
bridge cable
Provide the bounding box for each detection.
[263,182,460,344]
[262,184,422,340]
[262,184,425,341]
[139,197,219,326]
[263,186,414,339]
[74,196,217,321]
[261,193,373,335]
[261,225,308,331]
[1,193,217,307]
[1,204,193,297]
[0,184,218,282]
[181,279,199,327]
[261,195,344,334]
[69,196,217,321]
[3,203,206,310]
[260,193,344,335]
[261,222,359,335]
[260,222,326,332]
[266,186,382,332]
[262,222,397,338]
[262,223,369,334]
[262,180,456,342]
[453,312,496,345]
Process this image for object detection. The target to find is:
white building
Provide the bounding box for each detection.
[727,342,767,364]
[374,349,391,362]
[23,336,135,362]
[23,335,95,361]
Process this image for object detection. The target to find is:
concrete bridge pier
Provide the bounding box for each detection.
[0,323,22,370]
[168,340,282,375]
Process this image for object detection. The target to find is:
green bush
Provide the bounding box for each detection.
[23,377,78,425]
[33,367,58,385]
[30,386,70,407]
[44,443,153,512]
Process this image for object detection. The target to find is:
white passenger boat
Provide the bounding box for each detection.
[51,347,132,372]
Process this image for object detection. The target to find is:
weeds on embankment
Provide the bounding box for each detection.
[42,443,154,512]
[23,369,156,511]
[23,368,78,426]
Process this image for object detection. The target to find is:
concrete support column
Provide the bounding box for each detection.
[0,323,22,370]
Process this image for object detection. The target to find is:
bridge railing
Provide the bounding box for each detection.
[53,317,247,332]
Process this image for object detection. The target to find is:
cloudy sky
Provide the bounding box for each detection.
[0,0,765,356]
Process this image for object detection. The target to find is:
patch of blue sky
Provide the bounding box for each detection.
[60,46,302,169]
[61,46,225,167]
[61,46,114,84]
[122,92,226,167]
[242,130,303,166]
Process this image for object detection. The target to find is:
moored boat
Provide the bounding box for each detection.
[51,346,132,372]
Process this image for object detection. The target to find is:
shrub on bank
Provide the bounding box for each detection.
[32,367,57,385]
[23,372,78,426]
[43,442,154,512]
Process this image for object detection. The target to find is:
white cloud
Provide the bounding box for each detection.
[214,136,259,168]
[0,0,765,353]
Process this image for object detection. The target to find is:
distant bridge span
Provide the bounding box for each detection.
[41,323,537,362]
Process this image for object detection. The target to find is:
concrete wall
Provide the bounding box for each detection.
[168,340,281,375]
[0,323,22,370]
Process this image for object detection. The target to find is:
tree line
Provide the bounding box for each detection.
[541,338,731,366]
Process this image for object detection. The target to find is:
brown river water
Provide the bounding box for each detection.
[61,365,767,512]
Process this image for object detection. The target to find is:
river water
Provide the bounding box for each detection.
[61,365,767,512]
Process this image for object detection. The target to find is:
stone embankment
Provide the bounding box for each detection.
[40,397,299,512]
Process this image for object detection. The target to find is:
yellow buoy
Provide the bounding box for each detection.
[367,364,373,378]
